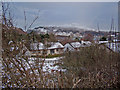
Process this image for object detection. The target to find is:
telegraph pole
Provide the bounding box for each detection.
[97,23,100,43]
[114,26,117,52]
[109,18,114,49]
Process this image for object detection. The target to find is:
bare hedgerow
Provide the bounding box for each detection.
[60,45,120,88]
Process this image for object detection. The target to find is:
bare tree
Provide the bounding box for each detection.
[2,2,15,29]
[23,9,40,31]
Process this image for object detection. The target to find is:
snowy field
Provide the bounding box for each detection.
[28,57,65,73]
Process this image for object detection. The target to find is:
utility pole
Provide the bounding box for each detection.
[97,23,100,35]
[114,26,117,52]
[109,18,114,49]
[112,18,114,51]
[97,23,100,43]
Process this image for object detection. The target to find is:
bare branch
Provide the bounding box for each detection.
[28,16,39,30]
[72,79,81,88]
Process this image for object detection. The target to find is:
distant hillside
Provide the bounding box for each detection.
[28,26,109,36]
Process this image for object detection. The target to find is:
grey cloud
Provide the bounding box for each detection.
[10,2,118,31]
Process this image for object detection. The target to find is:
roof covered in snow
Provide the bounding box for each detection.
[64,43,75,51]
[64,41,92,51]
[99,41,108,44]
[70,42,81,48]
[81,40,91,45]
[48,42,64,49]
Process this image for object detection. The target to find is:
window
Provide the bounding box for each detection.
[56,49,59,52]
[50,49,54,54]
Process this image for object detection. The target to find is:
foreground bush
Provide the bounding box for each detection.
[2,27,120,88]
[61,45,120,88]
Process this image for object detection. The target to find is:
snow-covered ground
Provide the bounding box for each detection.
[28,57,65,73]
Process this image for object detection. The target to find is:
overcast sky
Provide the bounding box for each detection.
[10,2,118,31]
[6,0,120,2]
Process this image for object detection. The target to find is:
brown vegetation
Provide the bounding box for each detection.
[61,45,120,88]
[1,2,120,88]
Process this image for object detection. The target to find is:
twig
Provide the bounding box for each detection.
[72,79,81,88]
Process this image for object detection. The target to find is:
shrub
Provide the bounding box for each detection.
[61,45,120,88]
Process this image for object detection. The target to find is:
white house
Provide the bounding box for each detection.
[64,42,82,51]
[64,41,92,52]
[64,43,75,51]
[30,42,45,56]
[47,42,64,55]
[30,42,64,56]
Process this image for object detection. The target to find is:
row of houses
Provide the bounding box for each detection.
[27,41,92,56]
[9,40,120,57]
[23,40,120,57]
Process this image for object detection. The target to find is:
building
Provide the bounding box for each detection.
[64,42,82,51]
[30,42,64,56]
[47,42,64,55]
[64,40,92,52]
[64,43,75,51]
[30,42,45,56]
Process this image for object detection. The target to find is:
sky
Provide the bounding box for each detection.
[8,2,118,31]
[5,0,120,2]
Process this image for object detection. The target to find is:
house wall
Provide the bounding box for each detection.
[47,48,64,55]
[47,49,51,55]
[56,48,64,54]
[30,48,64,56]
[31,50,44,56]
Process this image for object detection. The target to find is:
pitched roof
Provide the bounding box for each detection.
[30,42,64,50]
[70,42,81,48]
[48,42,64,49]
[64,43,75,51]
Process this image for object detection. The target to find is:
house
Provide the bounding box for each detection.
[64,40,92,52]
[64,42,82,51]
[47,42,64,55]
[64,43,75,51]
[30,42,64,56]
[70,42,82,50]
[30,42,45,56]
